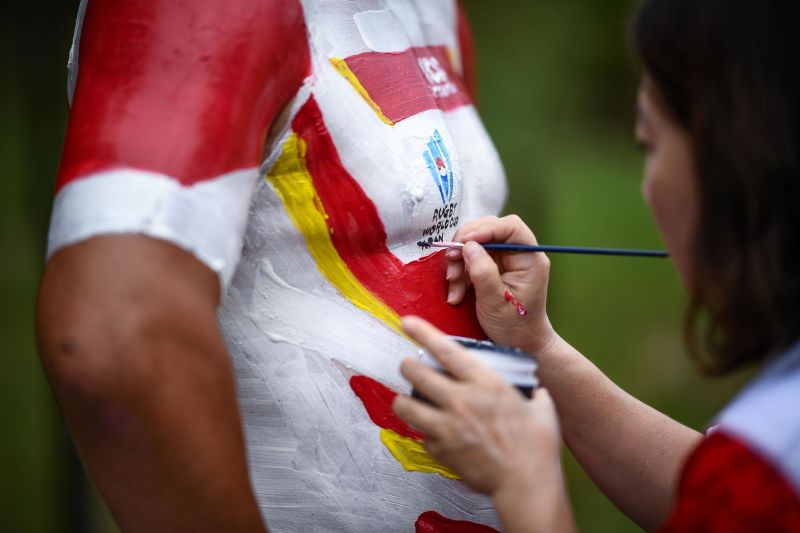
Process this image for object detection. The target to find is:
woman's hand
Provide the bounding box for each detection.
[392,316,562,498]
[393,317,574,533]
[445,215,558,356]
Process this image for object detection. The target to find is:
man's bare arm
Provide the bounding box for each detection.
[36,235,265,532]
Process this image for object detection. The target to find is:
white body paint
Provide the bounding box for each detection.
[47,168,256,286]
[54,1,508,530]
[222,2,507,530]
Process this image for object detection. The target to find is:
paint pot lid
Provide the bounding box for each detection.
[418,336,539,389]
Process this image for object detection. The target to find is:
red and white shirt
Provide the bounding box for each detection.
[53,1,506,531]
[662,345,800,531]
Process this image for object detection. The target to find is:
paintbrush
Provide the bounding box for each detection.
[417,241,669,258]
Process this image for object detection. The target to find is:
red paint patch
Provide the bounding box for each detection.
[341,46,471,124]
[456,2,478,102]
[58,0,309,192]
[292,97,486,338]
[415,511,499,533]
[504,289,528,316]
[349,375,423,441]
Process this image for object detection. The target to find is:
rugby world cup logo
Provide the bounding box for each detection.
[423,129,454,205]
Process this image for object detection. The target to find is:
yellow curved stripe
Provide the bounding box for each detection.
[446,47,461,74]
[267,135,455,479]
[330,57,394,125]
[266,134,403,334]
[380,429,460,480]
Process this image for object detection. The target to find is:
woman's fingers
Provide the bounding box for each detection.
[447,278,468,305]
[399,358,460,407]
[524,388,561,444]
[455,214,538,246]
[445,246,462,261]
[402,316,487,381]
[530,387,554,410]
[446,257,468,305]
[452,215,499,243]
[461,242,508,311]
[445,256,463,282]
[446,214,538,307]
[392,394,444,435]
[447,274,473,306]
[445,249,473,305]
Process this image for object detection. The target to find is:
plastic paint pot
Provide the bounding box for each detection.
[411,336,539,404]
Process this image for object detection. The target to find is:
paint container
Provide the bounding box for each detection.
[412,337,539,403]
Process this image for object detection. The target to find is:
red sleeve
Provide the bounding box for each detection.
[660,432,800,532]
[456,1,478,103]
[58,0,309,192]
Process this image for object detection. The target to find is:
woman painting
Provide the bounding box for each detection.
[393,0,800,531]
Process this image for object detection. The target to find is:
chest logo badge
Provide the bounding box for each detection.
[423,129,454,205]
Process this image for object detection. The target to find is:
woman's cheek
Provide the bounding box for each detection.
[643,163,695,287]
[641,156,664,220]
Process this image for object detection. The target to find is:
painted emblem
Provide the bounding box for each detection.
[423,129,454,205]
[418,56,459,98]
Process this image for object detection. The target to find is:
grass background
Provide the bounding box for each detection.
[0,1,749,531]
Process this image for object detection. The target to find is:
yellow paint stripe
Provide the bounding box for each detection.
[266,134,403,334]
[330,57,395,126]
[446,46,461,75]
[268,135,456,479]
[380,429,460,480]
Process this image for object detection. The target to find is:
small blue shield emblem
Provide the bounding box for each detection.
[423,129,454,205]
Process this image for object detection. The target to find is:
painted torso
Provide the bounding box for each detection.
[221,2,505,529]
[52,0,505,530]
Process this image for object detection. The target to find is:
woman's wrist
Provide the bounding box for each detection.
[492,468,539,516]
[519,320,569,362]
[492,453,571,533]
[491,414,562,507]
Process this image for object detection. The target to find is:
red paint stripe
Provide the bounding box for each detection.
[416,511,499,533]
[342,46,472,124]
[349,375,423,440]
[57,0,309,192]
[456,2,478,102]
[292,97,485,338]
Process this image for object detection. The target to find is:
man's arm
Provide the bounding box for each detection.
[36,235,265,532]
[41,0,309,525]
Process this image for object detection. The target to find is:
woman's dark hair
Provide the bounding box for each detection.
[633,0,800,374]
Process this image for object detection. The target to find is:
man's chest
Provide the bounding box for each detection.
[263,0,506,260]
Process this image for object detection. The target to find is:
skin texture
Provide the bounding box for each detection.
[36,236,266,532]
[393,78,704,531]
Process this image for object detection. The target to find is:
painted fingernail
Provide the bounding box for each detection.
[446,262,456,280]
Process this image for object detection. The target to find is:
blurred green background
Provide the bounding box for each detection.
[0,1,749,531]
